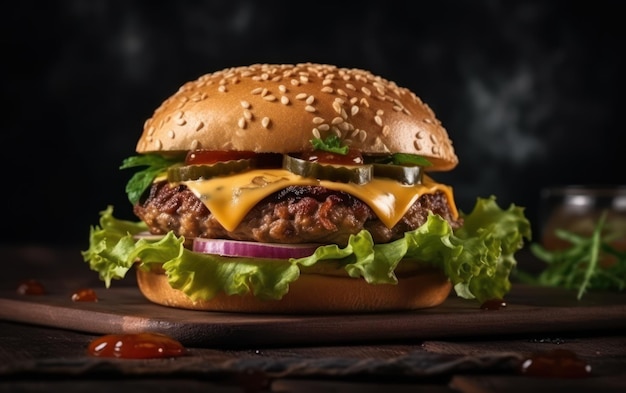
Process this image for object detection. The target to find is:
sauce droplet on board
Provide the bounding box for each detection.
[520,349,592,378]
[71,288,99,302]
[87,333,186,359]
[480,298,507,310]
[16,279,46,295]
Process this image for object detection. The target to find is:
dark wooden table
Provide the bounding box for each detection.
[1,245,625,392]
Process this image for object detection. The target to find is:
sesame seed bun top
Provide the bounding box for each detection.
[137,63,458,171]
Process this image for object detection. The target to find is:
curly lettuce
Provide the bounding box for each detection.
[82,196,531,303]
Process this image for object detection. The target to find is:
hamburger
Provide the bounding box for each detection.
[82,63,531,313]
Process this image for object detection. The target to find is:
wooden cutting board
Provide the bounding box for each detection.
[1,284,624,348]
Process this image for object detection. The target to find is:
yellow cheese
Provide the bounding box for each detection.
[182,169,457,232]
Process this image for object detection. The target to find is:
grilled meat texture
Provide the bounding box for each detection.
[134,181,462,245]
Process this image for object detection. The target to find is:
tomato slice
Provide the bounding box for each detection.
[185,150,257,165]
[301,149,364,165]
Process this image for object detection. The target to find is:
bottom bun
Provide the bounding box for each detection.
[136,265,452,314]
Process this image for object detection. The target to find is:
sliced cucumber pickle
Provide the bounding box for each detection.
[372,163,423,185]
[167,159,253,182]
[283,155,372,184]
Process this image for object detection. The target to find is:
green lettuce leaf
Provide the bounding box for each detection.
[82,196,531,303]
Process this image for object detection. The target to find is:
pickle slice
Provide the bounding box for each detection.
[372,163,423,185]
[167,159,253,182]
[283,155,372,184]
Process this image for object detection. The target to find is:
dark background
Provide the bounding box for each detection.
[4,0,623,248]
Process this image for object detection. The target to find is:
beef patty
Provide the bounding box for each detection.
[134,181,463,245]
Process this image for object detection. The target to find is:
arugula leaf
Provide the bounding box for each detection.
[120,154,181,205]
[310,135,349,155]
[521,211,626,299]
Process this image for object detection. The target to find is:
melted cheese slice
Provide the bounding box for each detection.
[182,169,457,232]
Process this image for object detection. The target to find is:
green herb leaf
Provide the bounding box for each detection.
[521,211,626,299]
[372,153,433,167]
[390,153,433,167]
[120,154,181,205]
[310,135,349,155]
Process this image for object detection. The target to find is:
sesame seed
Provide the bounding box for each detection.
[331,116,343,125]
[241,100,251,109]
[338,122,351,131]
[238,118,246,129]
[243,109,253,120]
[296,93,307,100]
[332,101,342,114]
[147,126,155,136]
[262,117,271,128]
[337,88,348,97]
[430,134,438,143]
[191,139,200,150]
[361,86,371,96]
[305,105,316,113]
[360,97,370,108]
[312,117,325,124]
[374,116,383,126]
[322,79,332,86]
[414,140,422,150]
[291,79,300,86]
[312,128,321,138]
[261,88,269,97]
[376,109,384,116]
[318,124,330,131]
[432,146,440,154]
[195,122,204,131]
[423,118,433,124]
[305,95,315,104]
[351,105,359,116]
[393,105,403,112]
[251,87,263,95]
[155,139,162,150]
[281,96,290,105]
[263,95,277,101]
[218,85,226,93]
[382,125,390,136]
[345,83,356,91]
[321,86,333,93]
[279,85,287,93]
[167,130,175,139]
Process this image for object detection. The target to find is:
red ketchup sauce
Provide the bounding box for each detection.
[520,348,592,378]
[87,333,186,359]
[16,279,46,295]
[71,288,99,302]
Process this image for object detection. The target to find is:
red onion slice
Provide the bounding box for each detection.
[192,238,320,259]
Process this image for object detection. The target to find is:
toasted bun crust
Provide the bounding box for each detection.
[135,265,452,314]
[137,63,458,171]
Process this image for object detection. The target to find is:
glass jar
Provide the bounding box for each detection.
[539,185,626,252]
